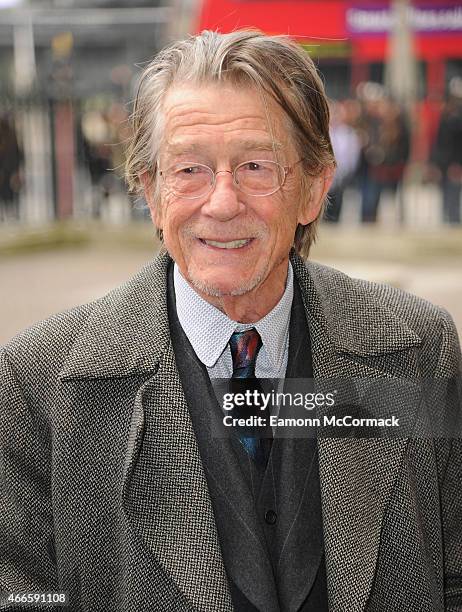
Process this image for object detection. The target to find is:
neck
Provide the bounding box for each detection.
[195,259,289,323]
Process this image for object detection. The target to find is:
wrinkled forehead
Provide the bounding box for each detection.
[159,81,295,156]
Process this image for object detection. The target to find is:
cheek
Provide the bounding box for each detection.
[269,199,300,247]
[161,202,193,248]
[155,186,178,228]
[158,192,178,229]
[162,212,179,243]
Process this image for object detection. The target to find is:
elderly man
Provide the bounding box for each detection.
[1,30,461,612]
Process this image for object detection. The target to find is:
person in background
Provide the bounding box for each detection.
[0,113,23,223]
[430,78,462,225]
[325,100,360,223]
[361,96,410,223]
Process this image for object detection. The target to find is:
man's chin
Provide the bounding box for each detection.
[188,272,265,299]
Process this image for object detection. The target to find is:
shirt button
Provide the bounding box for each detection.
[264,509,277,525]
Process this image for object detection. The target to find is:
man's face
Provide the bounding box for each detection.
[146,83,319,299]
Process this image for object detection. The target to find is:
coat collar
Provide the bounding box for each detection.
[290,251,421,356]
[60,249,421,381]
[59,252,172,380]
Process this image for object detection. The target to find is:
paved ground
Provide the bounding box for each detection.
[0,244,152,345]
[1,225,461,345]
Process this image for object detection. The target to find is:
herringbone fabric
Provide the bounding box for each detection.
[0,250,460,611]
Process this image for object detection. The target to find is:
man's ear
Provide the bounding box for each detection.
[140,170,163,229]
[297,165,334,226]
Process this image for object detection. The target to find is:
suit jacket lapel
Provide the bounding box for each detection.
[60,252,232,612]
[290,252,422,612]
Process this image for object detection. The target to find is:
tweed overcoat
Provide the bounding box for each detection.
[1,251,461,611]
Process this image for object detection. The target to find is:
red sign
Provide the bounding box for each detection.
[196,0,462,60]
[197,0,348,39]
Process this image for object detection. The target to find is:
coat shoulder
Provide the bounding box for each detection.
[1,253,171,387]
[2,302,98,382]
[304,259,458,343]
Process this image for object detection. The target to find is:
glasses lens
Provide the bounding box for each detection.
[235,160,284,195]
[165,164,212,198]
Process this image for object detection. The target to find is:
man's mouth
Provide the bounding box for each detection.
[199,238,252,249]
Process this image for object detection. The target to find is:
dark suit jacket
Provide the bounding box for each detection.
[1,251,461,611]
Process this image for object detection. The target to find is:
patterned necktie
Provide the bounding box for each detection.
[229,329,262,379]
[229,329,272,468]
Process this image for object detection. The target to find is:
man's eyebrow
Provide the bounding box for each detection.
[164,139,284,155]
[165,142,201,155]
[238,139,284,151]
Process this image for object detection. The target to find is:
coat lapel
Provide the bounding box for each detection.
[291,252,422,612]
[123,342,233,612]
[59,252,232,612]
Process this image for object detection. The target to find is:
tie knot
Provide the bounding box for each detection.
[229,328,262,378]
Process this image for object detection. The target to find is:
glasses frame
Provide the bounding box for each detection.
[158,158,304,200]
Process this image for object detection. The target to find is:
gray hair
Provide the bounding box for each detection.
[125,29,335,257]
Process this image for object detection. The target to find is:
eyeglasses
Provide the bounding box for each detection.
[158,159,303,199]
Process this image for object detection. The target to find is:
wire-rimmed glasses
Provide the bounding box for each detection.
[158,159,303,199]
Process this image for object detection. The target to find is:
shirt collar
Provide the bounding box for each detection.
[174,262,294,370]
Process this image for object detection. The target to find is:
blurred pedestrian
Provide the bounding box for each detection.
[325,101,360,223]
[361,97,410,223]
[429,79,462,225]
[81,104,131,219]
[81,109,114,218]
[0,114,23,223]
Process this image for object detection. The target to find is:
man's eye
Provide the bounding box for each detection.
[178,166,203,175]
[244,162,262,171]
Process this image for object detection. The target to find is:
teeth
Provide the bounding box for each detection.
[204,239,250,249]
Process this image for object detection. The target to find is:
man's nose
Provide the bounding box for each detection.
[201,170,244,220]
